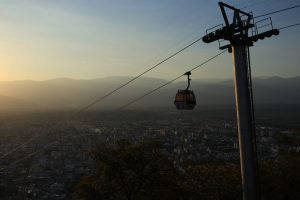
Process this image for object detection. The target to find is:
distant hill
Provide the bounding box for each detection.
[0,76,299,111]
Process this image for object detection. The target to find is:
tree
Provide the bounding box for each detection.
[184,163,242,200]
[0,182,21,200]
[260,153,300,200]
[74,140,188,200]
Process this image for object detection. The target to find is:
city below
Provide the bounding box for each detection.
[0,106,299,199]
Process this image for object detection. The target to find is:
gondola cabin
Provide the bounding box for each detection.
[174,71,196,110]
[174,89,196,110]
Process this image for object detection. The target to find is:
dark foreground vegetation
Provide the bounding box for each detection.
[73,140,300,200]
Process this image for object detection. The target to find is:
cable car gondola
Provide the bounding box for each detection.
[174,71,196,110]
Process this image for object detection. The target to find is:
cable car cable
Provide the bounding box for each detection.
[77,36,203,113]
[0,1,287,162]
[0,51,227,173]
[0,12,246,167]
[117,50,226,110]
[0,0,260,166]
[254,4,300,19]
[0,141,58,172]
[2,1,299,173]
[278,22,300,30]
[53,1,278,114]
[246,46,262,199]
[1,22,298,172]
[0,136,37,160]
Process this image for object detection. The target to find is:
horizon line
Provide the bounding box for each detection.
[1,75,300,82]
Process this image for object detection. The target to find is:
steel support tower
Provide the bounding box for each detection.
[203,2,279,200]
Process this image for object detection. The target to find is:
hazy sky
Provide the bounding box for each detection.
[1,0,299,81]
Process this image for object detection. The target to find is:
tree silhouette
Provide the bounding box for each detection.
[74,140,300,200]
[184,163,242,200]
[74,140,188,200]
[260,153,300,200]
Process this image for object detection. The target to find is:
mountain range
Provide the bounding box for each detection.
[0,76,299,111]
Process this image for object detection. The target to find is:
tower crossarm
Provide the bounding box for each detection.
[202,1,279,52]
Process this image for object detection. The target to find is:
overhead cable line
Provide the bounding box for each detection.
[78,36,203,113]
[2,22,299,172]
[278,22,300,30]
[0,51,226,173]
[246,46,262,197]
[117,18,300,175]
[0,137,36,160]
[0,141,58,172]
[0,0,263,168]
[118,50,227,110]
[2,11,299,171]
[3,2,297,175]
[254,4,300,18]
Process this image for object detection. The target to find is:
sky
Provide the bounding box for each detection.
[0,0,299,81]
